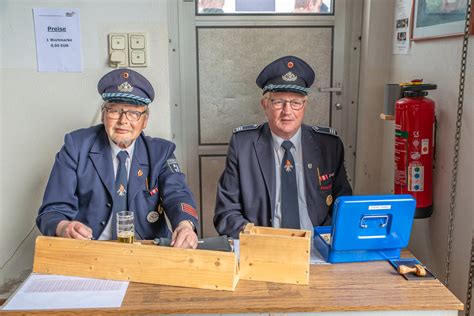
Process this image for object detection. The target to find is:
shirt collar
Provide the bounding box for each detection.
[271,127,302,151]
[108,137,136,160]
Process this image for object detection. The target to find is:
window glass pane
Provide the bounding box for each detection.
[197,0,333,14]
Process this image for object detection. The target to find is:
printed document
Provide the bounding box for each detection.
[2,274,128,311]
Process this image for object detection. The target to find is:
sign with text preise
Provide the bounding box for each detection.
[33,8,82,72]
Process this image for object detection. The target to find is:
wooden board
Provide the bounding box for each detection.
[33,236,239,291]
[7,251,463,315]
[239,224,311,285]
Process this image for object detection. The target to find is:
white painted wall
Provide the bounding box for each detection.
[0,0,172,294]
[390,37,474,314]
[1,0,473,312]
[357,0,473,313]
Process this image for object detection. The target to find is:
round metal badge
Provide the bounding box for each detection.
[147,211,159,223]
[326,194,333,206]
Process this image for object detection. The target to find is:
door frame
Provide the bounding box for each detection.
[168,0,363,236]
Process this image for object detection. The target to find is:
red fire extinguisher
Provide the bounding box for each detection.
[394,81,437,218]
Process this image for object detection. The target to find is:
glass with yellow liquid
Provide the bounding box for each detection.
[117,211,134,243]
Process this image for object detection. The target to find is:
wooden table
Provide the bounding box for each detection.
[1,258,463,315]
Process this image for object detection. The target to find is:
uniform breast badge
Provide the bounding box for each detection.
[117,184,126,197]
[147,211,159,223]
[284,159,294,172]
[326,194,333,206]
[149,187,159,196]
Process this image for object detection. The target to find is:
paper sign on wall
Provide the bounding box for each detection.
[33,8,83,72]
[392,0,411,55]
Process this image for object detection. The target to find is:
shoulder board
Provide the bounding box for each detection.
[312,125,338,137]
[233,124,261,133]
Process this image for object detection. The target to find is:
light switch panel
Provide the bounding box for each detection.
[130,35,145,49]
[129,33,148,67]
[131,50,146,65]
[108,33,128,67]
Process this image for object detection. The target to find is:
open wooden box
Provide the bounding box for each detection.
[33,236,239,291]
[239,224,311,285]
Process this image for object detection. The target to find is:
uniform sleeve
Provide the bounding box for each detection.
[36,133,80,236]
[323,137,353,225]
[158,143,199,231]
[213,134,249,239]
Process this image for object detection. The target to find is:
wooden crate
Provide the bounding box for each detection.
[239,224,311,285]
[33,236,239,291]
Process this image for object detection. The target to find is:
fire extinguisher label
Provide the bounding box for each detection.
[408,163,424,191]
[421,139,429,154]
[395,129,409,186]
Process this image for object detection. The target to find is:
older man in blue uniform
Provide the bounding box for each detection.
[214,56,352,239]
[37,69,199,248]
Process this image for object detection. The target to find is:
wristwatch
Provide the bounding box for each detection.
[182,219,195,230]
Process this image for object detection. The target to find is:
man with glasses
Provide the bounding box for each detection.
[37,69,199,248]
[214,56,352,238]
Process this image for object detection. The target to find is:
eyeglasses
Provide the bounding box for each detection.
[268,98,306,110]
[103,106,148,122]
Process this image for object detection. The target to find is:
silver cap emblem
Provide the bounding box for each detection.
[282,71,297,82]
[118,81,134,92]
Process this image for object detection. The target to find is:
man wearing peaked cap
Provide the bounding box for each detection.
[214,56,352,238]
[37,69,199,248]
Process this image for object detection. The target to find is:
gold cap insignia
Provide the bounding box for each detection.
[282,71,297,82]
[118,81,134,92]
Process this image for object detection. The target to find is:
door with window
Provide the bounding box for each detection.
[169,0,362,237]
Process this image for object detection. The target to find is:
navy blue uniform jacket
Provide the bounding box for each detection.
[214,123,352,238]
[37,124,198,239]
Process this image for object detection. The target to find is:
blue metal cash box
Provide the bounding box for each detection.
[314,195,416,263]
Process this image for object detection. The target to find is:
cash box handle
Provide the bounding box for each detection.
[360,215,389,228]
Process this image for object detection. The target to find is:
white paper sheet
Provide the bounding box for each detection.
[33,8,83,72]
[392,0,411,55]
[2,274,129,311]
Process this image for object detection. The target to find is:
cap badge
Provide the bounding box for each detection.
[122,72,129,79]
[282,71,297,82]
[287,61,294,68]
[118,81,134,92]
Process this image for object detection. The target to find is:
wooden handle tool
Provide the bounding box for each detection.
[397,264,427,277]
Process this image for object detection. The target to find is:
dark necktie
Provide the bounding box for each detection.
[112,150,129,239]
[280,140,300,229]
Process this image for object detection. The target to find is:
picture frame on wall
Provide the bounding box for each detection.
[411,0,472,40]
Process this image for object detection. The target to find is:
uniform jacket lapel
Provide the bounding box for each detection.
[255,123,276,214]
[89,127,114,199]
[128,135,149,206]
[302,125,322,225]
